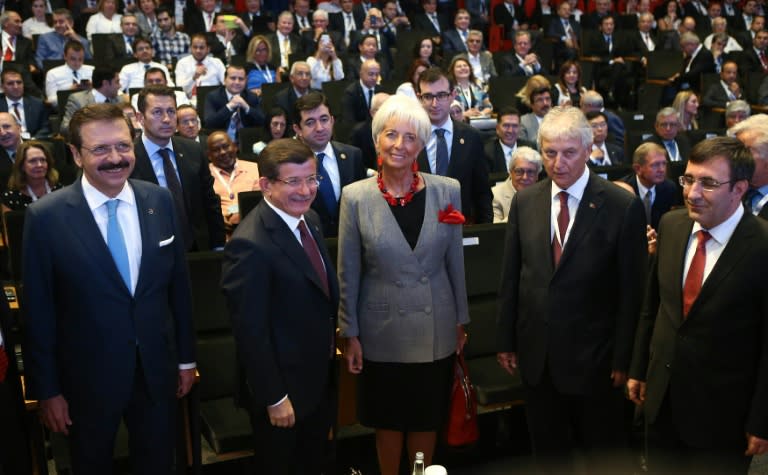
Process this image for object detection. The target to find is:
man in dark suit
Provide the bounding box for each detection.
[292,91,366,237]
[416,67,493,223]
[132,85,226,251]
[273,61,313,128]
[667,31,715,98]
[0,112,23,193]
[628,137,768,473]
[101,14,141,66]
[1,11,36,71]
[484,107,537,174]
[701,60,744,108]
[239,0,274,37]
[732,115,768,219]
[23,103,196,474]
[221,138,339,474]
[0,69,51,139]
[291,0,313,35]
[183,0,217,36]
[646,107,692,164]
[344,33,391,80]
[267,11,304,71]
[412,0,449,45]
[442,9,471,58]
[203,64,265,136]
[493,0,529,36]
[328,0,365,48]
[498,30,543,77]
[580,90,625,148]
[350,92,388,170]
[497,106,647,473]
[547,1,581,67]
[341,59,381,124]
[0,293,30,475]
[619,142,682,230]
[584,15,638,108]
[739,28,768,73]
[586,111,626,166]
[581,0,616,30]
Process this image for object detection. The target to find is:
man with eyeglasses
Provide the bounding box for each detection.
[628,136,768,473]
[131,85,225,251]
[274,61,315,128]
[292,91,365,237]
[519,86,551,143]
[206,131,260,236]
[416,67,492,223]
[484,106,537,174]
[491,146,541,222]
[221,138,339,474]
[22,103,196,474]
[646,107,692,164]
[176,104,206,143]
[618,142,682,230]
[586,111,624,166]
[453,29,497,86]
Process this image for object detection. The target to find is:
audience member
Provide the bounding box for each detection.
[61,66,126,137]
[292,0,313,35]
[453,30,496,86]
[204,64,265,141]
[1,11,36,73]
[136,0,159,36]
[151,6,191,68]
[585,15,637,108]
[267,11,303,71]
[208,13,248,64]
[701,60,743,108]
[341,59,380,124]
[411,0,449,46]
[396,59,429,99]
[22,0,54,39]
[582,0,616,29]
[35,9,92,69]
[183,0,218,36]
[301,10,344,56]
[273,61,313,128]
[102,13,141,65]
[175,33,226,101]
[704,17,743,52]
[492,146,542,222]
[552,60,587,107]
[306,33,344,89]
[484,107,537,174]
[329,0,365,49]
[739,28,768,73]
[493,0,529,35]
[646,107,692,163]
[0,69,50,139]
[120,101,142,137]
[130,67,190,110]
[292,91,366,236]
[1,141,61,211]
[239,0,274,37]
[442,9,471,58]
[515,74,550,114]
[731,114,768,217]
[586,111,625,166]
[499,30,542,77]
[519,86,551,142]
[246,35,281,96]
[345,33,390,81]
[667,32,715,98]
[0,113,23,192]
[45,40,94,107]
[547,1,580,68]
[85,0,123,43]
[119,37,174,92]
[725,99,751,127]
[580,90,625,147]
[671,90,700,130]
[416,67,492,223]
[176,104,206,143]
[349,92,388,170]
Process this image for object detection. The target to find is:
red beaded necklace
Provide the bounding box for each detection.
[377,171,420,207]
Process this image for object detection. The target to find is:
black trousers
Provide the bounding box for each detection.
[522,364,633,475]
[67,353,176,475]
[0,373,31,475]
[644,391,753,475]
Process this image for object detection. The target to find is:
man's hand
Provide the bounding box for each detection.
[344,336,363,374]
[228,95,249,111]
[456,325,467,355]
[64,25,79,40]
[497,352,517,375]
[40,395,73,435]
[626,378,646,405]
[647,225,658,255]
[193,63,208,80]
[746,433,768,456]
[267,397,295,428]
[177,368,196,398]
[611,369,628,387]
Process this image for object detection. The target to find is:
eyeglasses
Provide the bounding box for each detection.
[273,174,324,188]
[81,142,133,157]
[590,121,608,129]
[418,91,452,103]
[658,121,680,129]
[678,175,734,192]
[513,168,538,177]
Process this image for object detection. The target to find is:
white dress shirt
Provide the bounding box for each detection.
[683,204,743,285]
[499,140,517,171]
[306,56,345,90]
[550,166,589,248]
[426,118,454,173]
[5,97,28,138]
[318,142,341,200]
[119,61,174,92]
[175,54,225,97]
[141,134,182,187]
[45,64,95,105]
[22,18,53,39]
[85,12,123,43]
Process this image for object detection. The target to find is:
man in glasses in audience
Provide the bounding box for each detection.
[491,146,542,223]
[221,138,339,475]
[416,66,492,223]
[628,136,768,473]
[646,107,692,164]
[23,103,196,474]
[484,106,537,174]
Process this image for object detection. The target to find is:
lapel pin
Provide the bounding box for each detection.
[459,138,465,145]
[589,202,596,209]
[148,208,154,214]
[340,153,347,160]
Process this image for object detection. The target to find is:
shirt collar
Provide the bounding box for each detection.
[431,117,453,134]
[81,173,136,211]
[635,175,654,197]
[141,133,174,158]
[691,203,744,246]
[263,194,306,232]
[551,166,590,202]
[92,89,108,103]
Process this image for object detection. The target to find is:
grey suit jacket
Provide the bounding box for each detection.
[453,51,498,82]
[491,178,516,223]
[519,113,541,143]
[337,173,470,363]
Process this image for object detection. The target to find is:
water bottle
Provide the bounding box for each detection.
[412,452,425,475]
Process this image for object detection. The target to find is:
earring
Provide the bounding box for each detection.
[411,160,419,172]
[377,156,383,168]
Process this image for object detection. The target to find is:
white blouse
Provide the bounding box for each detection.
[86,12,123,44]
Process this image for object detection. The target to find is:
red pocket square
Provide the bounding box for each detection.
[438,204,466,224]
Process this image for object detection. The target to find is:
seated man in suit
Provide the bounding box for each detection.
[341,59,380,125]
[345,33,391,81]
[586,111,625,166]
[273,61,314,129]
[453,29,497,85]
[60,65,126,138]
[484,107,537,174]
[416,67,493,223]
[0,69,50,139]
[666,31,715,100]
[102,13,141,66]
[519,86,552,143]
[208,13,248,65]
[267,11,303,72]
[239,0,274,38]
[581,0,616,30]
[0,112,23,192]
[204,64,265,140]
[221,138,339,475]
[206,130,260,235]
[328,0,365,49]
[292,0,313,35]
[35,8,91,69]
[183,0,218,35]
[619,141,682,230]
[119,37,175,93]
[44,40,94,107]
[739,27,768,73]
[491,146,541,222]
[349,91,388,170]
[584,15,638,108]
[646,107,692,163]
[411,0,448,46]
[701,60,744,108]
[442,9,471,59]
[176,104,206,144]
[292,91,366,236]
[493,0,529,36]
[1,11,37,76]
[499,30,543,77]
[725,99,751,128]
[547,1,581,68]
[132,85,226,251]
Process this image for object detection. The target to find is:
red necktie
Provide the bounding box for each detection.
[0,344,8,383]
[298,220,329,297]
[552,191,570,266]
[760,51,768,72]
[682,230,711,318]
[3,42,13,62]
[208,12,215,32]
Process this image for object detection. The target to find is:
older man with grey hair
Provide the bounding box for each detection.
[647,107,692,163]
[580,90,625,147]
[667,31,715,100]
[491,146,542,222]
[731,114,768,217]
[725,100,751,128]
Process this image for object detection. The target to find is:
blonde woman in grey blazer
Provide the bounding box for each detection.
[338,94,470,475]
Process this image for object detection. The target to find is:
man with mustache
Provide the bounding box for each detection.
[130,85,225,251]
[22,103,196,474]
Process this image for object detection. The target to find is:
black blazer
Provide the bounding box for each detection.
[483,137,538,174]
[493,2,528,32]
[546,16,581,43]
[0,95,51,138]
[586,142,626,166]
[221,203,339,420]
[131,136,226,251]
[619,174,682,229]
[584,31,636,61]
[239,10,274,37]
[581,12,616,30]
[206,31,248,63]
[417,120,493,224]
[183,1,213,36]
[266,32,304,68]
[12,36,35,66]
[629,209,768,448]
[301,29,345,56]
[441,29,468,58]
[739,47,767,74]
[701,81,741,108]
[498,173,647,393]
[676,47,716,93]
[101,34,135,64]
[497,51,543,76]
[328,10,365,33]
[310,141,367,237]
[203,87,265,131]
[349,119,376,170]
[344,52,391,81]
[411,12,450,36]
[340,80,380,124]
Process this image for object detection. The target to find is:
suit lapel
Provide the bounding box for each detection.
[533,181,556,275]
[557,174,604,269]
[171,138,193,211]
[665,213,693,327]
[132,182,154,297]
[332,142,352,187]
[448,121,465,176]
[132,140,160,185]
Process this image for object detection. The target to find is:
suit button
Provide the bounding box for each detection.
[665,363,671,369]
[420,276,428,284]
[395,280,404,288]
[425,306,432,314]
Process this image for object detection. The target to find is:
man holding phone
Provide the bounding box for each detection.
[301,9,344,55]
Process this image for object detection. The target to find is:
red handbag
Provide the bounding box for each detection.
[443,353,479,447]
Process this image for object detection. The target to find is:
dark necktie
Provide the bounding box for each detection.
[682,230,711,318]
[298,220,329,297]
[158,148,192,248]
[435,128,449,175]
[643,190,652,225]
[552,191,570,266]
[0,341,8,383]
[367,88,374,109]
[72,69,79,85]
[316,152,337,218]
[11,102,21,123]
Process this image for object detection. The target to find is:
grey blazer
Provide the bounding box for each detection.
[337,173,470,363]
[453,51,498,82]
[519,113,540,143]
[491,178,516,223]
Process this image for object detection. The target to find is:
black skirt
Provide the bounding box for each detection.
[357,355,455,432]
